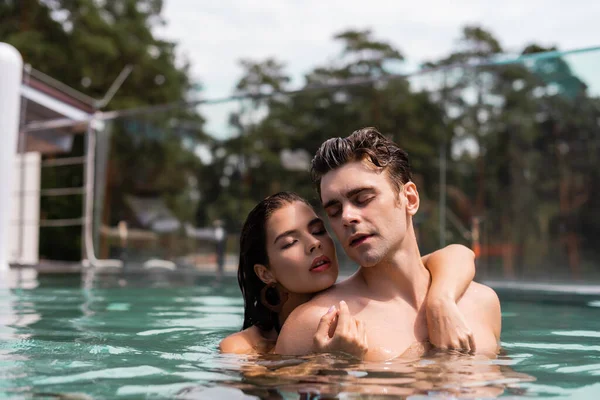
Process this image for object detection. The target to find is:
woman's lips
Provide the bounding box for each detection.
[310,255,331,272]
[310,261,331,273]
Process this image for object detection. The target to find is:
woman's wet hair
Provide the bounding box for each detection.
[237,191,311,332]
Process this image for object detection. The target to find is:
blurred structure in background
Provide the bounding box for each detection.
[11,40,600,282]
[0,42,22,272]
[11,67,95,269]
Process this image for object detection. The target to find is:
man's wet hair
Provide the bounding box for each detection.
[310,127,412,197]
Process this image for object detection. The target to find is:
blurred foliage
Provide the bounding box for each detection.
[1,0,191,109]
[187,26,600,279]
[3,2,599,279]
[2,0,205,260]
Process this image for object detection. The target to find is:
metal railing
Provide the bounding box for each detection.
[11,65,128,269]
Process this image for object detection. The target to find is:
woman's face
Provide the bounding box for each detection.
[264,201,339,294]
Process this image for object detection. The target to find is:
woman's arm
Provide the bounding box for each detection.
[422,244,477,352]
[423,244,475,303]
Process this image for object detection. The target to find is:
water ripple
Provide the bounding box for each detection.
[35,366,166,385]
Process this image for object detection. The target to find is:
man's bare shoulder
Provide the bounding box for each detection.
[273,301,324,355]
[281,294,333,329]
[464,282,501,309]
[461,281,502,347]
[309,274,364,305]
[274,276,365,356]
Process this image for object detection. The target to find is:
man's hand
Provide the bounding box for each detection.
[312,301,368,359]
[426,295,475,352]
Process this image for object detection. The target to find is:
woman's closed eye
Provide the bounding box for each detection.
[281,239,297,249]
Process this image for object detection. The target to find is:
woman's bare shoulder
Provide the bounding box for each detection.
[219,325,275,354]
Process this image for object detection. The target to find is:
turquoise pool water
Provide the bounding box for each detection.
[1,271,599,399]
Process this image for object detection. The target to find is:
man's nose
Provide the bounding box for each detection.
[341,206,360,227]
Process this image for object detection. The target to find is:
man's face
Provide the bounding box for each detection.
[320,160,417,267]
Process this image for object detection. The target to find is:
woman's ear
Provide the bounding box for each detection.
[403,182,420,216]
[254,264,275,284]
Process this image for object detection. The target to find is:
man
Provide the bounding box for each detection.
[275,127,501,361]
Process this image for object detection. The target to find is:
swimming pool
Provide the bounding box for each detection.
[1,270,599,399]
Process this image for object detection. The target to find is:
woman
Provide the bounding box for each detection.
[220,192,476,357]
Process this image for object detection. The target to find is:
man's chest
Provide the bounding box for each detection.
[351,302,428,361]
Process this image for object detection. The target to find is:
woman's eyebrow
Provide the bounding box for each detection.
[273,229,297,244]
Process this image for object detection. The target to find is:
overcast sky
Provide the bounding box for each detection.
[156,0,600,99]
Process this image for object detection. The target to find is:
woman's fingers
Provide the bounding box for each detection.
[356,319,368,350]
[313,306,338,348]
[458,330,475,353]
[468,332,477,353]
[313,301,368,359]
[337,301,351,333]
[458,335,469,352]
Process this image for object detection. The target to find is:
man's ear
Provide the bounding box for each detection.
[254,264,276,284]
[403,182,420,216]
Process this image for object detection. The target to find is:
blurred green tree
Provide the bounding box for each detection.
[1,0,204,260]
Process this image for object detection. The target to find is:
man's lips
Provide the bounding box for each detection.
[310,255,331,272]
[349,234,374,247]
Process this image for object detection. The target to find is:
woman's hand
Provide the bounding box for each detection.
[426,295,475,353]
[312,301,368,359]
